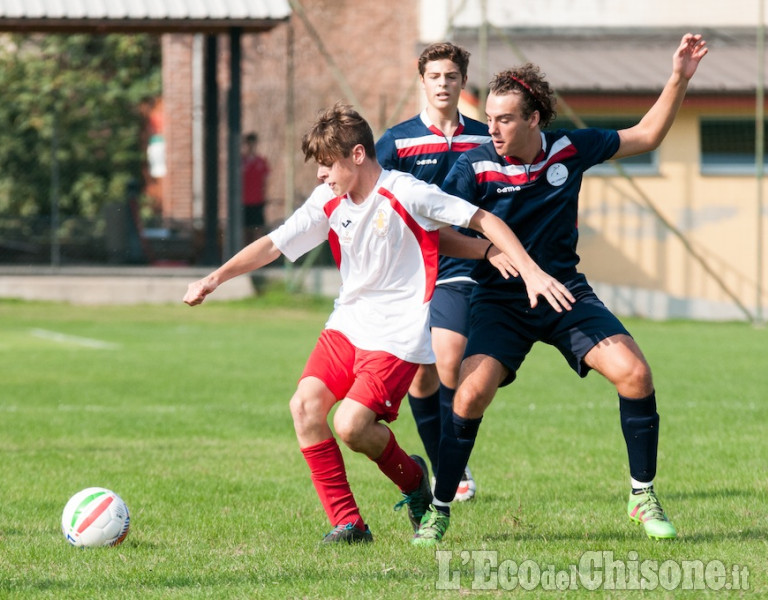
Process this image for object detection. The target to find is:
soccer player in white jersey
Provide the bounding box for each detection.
[184,103,574,544]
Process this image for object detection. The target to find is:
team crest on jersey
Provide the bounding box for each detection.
[372,209,389,237]
[546,163,568,187]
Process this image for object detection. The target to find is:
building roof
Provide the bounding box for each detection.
[0,0,291,32]
[455,28,764,94]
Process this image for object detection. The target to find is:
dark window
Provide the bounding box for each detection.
[700,118,767,174]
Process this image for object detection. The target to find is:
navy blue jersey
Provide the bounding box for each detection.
[442,128,620,290]
[376,110,490,284]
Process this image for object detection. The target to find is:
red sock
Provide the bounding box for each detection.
[373,428,422,493]
[301,437,364,530]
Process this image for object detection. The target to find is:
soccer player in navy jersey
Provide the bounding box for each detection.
[413,33,709,545]
[376,42,491,501]
[184,103,573,545]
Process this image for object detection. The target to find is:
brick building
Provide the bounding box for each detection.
[161,0,422,240]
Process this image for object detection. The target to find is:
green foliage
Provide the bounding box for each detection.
[0,298,766,598]
[0,33,161,219]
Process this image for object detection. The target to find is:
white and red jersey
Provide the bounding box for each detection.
[269,169,478,363]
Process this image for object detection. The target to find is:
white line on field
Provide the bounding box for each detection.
[30,328,120,349]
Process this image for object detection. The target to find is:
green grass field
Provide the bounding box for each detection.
[1,290,766,599]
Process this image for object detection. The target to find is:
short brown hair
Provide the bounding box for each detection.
[489,64,557,127]
[301,102,376,165]
[418,42,470,79]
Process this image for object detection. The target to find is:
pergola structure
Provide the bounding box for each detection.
[0,0,291,264]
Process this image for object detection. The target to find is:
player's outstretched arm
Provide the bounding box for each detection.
[615,33,708,159]
[183,236,282,306]
[438,227,519,278]
[468,209,575,312]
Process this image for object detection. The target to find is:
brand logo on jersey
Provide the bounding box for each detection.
[497,185,522,194]
[416,158,438,166]
[373,209,389,237]
[546,163,568,187]
[338,215,354,245]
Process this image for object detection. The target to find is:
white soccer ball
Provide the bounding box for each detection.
[61,487,131,548]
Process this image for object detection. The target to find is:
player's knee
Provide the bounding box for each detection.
[333,414,364,451]
[435,356,461,389]
[453,385,486,419]
[616,359,654,397]
[289,392,324,429]
[408,363,439,397]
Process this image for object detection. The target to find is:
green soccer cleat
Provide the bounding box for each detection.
[627,487,677,540]
[411,505,450,546]
[394,455,433,531]
[320,522,373,544]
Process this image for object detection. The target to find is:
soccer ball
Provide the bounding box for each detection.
[61,487,131,548]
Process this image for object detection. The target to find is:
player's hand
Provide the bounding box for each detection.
[183,277,217,306]
[674,33,708,81]
[487,245,519,279]
[520,268,575,312]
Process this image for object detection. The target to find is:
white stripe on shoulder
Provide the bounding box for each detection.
[454,134,491,145]
[394,134,445,149]
[472,159,527,177]
[530,135,574,174]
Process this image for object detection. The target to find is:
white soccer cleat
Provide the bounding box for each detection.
[453,466,476,502]
[431,466,477,502]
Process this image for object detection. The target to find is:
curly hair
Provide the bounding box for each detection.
[418,42,471,80]
[489,64,557,127]
[301,102,376,165]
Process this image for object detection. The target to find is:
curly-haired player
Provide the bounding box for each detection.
[414,33,709,546]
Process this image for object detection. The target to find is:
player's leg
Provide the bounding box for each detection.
[432,326,476,501]
[292,330,370,543]
[414,293,532,546]
[406,362,441,471]
[291,376,370,543]
[334,351,432,533]
[412,353,506,546]
[583,334,676,539]
[334,398,429,528]
[439,353,505,497]
[556,279,675,540]
[584,334,658,488]
[431,282,477,501]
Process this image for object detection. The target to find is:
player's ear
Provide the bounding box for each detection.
[352,144,366,165]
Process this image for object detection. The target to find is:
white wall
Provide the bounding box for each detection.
[420,0,766,41]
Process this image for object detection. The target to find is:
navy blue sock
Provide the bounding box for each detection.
[434,413,482,507]
[438,384,456,450]
[619,392,659,484]
[407,390,441,472]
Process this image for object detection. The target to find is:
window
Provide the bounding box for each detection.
[548,116,658,175]
[700,118,767,175]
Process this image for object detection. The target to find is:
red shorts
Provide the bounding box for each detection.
[300,329,419,422]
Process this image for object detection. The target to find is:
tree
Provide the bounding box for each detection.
[0,33,161,231]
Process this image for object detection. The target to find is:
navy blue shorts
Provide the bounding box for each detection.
[429,281,475,337]
[465,274,630,386]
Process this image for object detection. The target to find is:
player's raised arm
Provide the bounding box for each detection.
[615,33,708,159]
[183,235,282,306]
